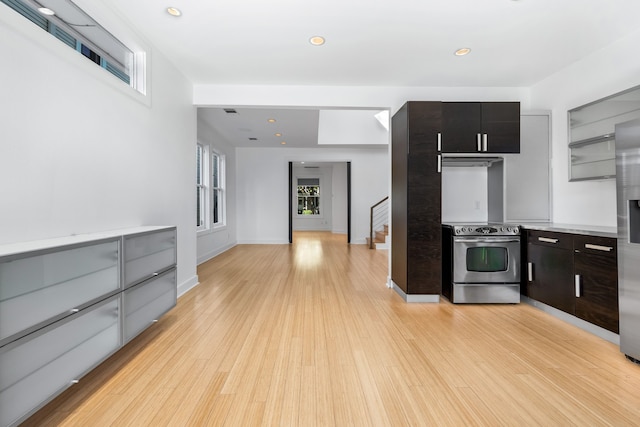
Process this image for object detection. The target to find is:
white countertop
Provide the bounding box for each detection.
[0,226,175,258]
[518,222,617,238]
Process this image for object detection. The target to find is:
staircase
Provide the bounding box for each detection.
[368,196,389,249]
[367,224,389,249]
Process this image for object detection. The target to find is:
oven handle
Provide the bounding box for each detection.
[453,237,520,243]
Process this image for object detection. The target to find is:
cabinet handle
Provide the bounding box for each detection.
[527,262,533,282]
[70,308,79,313]
[575,275,581,297]
[483,134,488,152]
[585,243,613,252]
[437,154,442,173]
[71,379,79,385]
[477,133,482,151]
[437,132,442,152]
[538,237,559,244]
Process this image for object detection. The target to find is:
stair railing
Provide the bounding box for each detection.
[369,196,389,249]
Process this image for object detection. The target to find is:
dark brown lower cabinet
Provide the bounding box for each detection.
[527,231,575,314]
[573,235,619,333]
[526,230,619,334]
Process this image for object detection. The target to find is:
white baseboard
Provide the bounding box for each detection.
[391,281,440,303]
[178,274,199,298]
[197,242,236,265]
[236,239,290,244]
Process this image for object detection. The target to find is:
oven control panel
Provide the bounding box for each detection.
[452,225,520,236]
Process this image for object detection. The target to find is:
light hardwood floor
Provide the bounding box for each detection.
[25,231,640,426]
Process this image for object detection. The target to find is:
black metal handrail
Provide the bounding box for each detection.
[369,196,389,249]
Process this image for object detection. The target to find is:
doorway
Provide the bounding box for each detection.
[289,161,351,243]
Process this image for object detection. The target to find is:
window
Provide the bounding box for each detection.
[196,144,207,229]
[1,0,144,93]
[297,178,320,215]
[212,151,225,227]
[196,145,225,230]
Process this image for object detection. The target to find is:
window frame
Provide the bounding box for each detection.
[211,150,226,229]
[196,143,209,232]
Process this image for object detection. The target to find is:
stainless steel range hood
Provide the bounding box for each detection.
[441,156,504,167]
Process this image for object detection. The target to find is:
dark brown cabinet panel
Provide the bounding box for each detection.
[441,103,481,152]
[527,231,575,314]
[391,101,442,295]
[525,230,619,334]
[441,102,520,153]
[481,102,521,153]
[573,235,619,333]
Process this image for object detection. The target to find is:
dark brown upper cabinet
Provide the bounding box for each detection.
[441,102,520,153]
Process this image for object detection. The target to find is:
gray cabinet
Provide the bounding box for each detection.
[0,295,120,427]
[124,229,176,288]
[0,238,120,346]
[124,268,177,343]
[0,226,177,427]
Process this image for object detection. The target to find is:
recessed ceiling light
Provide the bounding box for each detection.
[309,36,325,46]
[281,141,287,145]
[37,7,55,16]
[455,48,471,56]
[166,7,182,17]
[275,133,282,137]
[268,118,276,123]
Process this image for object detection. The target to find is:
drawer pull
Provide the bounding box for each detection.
[575,275,581,297]
[153,272,160,277]
[585,243,613,252]
[70,308,79,313]
[538,237,559,244]
[71,379,79,385]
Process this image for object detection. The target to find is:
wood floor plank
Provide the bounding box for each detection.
[22,231,640,426]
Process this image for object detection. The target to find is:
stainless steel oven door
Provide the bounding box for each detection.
[452,236,520,283]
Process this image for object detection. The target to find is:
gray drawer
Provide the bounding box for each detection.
[0,295,120,427]
[0,239,120,345]
[123,228,176,288]
[123,268,176,343]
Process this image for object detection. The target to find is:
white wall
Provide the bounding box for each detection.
[196,114,237,264]
[332,163,348,234]
[236,147,388,244]
[530,28,640,227]
[441,167,489,223]
[0,5,198,294]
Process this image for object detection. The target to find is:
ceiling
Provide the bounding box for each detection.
[103,0,640,147]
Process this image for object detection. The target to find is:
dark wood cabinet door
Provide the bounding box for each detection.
[441,102,520,153]
[527,243,575,314]
[441,102,481,152]
[481,102,521,153]
[573,236,619,333]
[391,101,442,295]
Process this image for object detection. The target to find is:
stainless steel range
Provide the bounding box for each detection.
[442,224,521,303]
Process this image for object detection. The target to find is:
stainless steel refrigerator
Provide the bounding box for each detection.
[616,118,640,363]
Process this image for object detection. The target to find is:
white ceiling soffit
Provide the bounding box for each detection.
[317,110,389,146]
[107,0,640,87]
[198,107,390,148]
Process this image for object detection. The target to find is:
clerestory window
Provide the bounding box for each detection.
[1,0,145,94]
